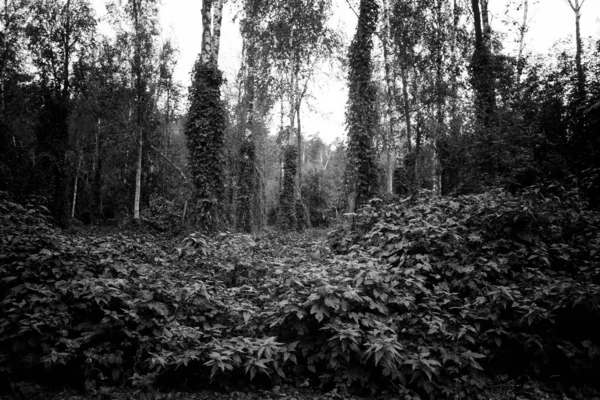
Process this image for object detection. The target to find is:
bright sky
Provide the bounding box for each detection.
[92,0,600,144]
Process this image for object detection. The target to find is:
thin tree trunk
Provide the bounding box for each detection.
[567,0,586,100]
[201,0,213,65]
[480,0,491,51]
[296,102,302,199]
[132,0,143,221]
[400,63,412,153]
[381,0,398,194]
[93,118,102,221]
[134,127,142,220]
[516,0,529,82]
[211,0,224,64]
[71,152,83,218]
[412,73,422,189]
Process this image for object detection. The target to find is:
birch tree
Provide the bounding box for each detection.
[381,0,400,194]
[184,0,227,231]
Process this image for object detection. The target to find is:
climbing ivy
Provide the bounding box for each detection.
[345,0,380,209]
[237,139,255,233]
[184,61,226,231]
[278,145,297,231]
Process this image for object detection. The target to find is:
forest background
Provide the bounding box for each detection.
[1,0,599,232]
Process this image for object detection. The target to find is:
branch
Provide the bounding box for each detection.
[149,144,189,184]
[344,0,359,20]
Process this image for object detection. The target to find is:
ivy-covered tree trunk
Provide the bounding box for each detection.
[278,145,297,231]
[345,0,379,209]
[185,0,226,231]
[469,0,496,128]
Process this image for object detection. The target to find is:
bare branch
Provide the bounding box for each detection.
[149,144,189,184]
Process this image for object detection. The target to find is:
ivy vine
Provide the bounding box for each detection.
[345,0,380,209]
[278,145,298,231]
[237,139,255,233]
[184,61,226,231]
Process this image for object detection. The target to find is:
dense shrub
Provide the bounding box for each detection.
[329,184,600,388]
[2,184,600,399]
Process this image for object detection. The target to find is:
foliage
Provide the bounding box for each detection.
[330,183,600,394]
[140,195,183,234]
[185,62,226,232]
[2,180,600,398]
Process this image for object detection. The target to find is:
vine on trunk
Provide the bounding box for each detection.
[184,62,226,231]
[278,145,298,231]
[237,140,255,233]
[345,0,380,209]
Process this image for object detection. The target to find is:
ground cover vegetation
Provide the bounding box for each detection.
[1,0,600,398]
[2,181,600,399]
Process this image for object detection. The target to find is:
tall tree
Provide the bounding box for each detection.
[26,0,95,225]
[184,0,226,231]
[566,0,586,101]
[236,0,262,233]
[345,0,379,209]
[470,0,496,127]
[124,0,158,221]
[381,0,400,194]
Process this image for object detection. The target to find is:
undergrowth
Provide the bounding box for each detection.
[1,184,599,399]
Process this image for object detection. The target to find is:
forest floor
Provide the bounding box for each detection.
[2,187,600,400]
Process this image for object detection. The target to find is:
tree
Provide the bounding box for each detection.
[122,0,159,221]
[184,0,226,231]
[566,0,586,102]
[345,0,379,209]
[25,0,96,225]
[380,0,400,195]
[0,0,30,193]
[470,0,496,128]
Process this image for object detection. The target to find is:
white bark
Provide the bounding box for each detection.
[211,0,224,64]
[71,152,83,218]
[133,127,142,220]
[381,0,399,194]
[201,0,213,65]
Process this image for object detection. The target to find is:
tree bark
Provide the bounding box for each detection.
[480,0,491,50]
[567,0,586,100]
[400,62,412,153]
[201,0,213,65]
[516,0,529,82]
[211,0,224,64]
[470,0,496,127]
[71,152,82,218]
[381,0,398,194]
[132,0,143,221]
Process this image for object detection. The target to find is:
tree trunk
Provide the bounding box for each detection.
[296,102,302,200]
[470,0,496,127]
[381,0,398,195]
[201,0,213,65]
[132,0,143,221]
[134,127,142,220]
[480,0,491,50]
[71,152,83,218]
[400,62,412,153]
[93,118,103,222]
[516,0,529,82]
[211,0,224,64]
[567,0,586,100]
